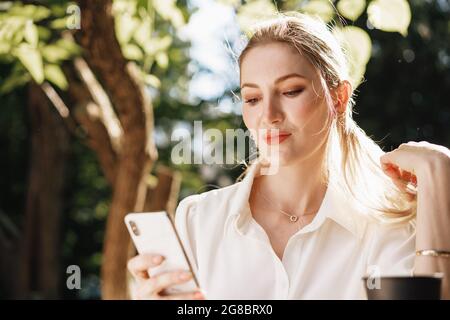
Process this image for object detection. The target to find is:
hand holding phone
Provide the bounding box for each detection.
[125,211,205,300]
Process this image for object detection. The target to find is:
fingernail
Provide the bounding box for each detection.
[153,256,163,263]
[179,272,192,280]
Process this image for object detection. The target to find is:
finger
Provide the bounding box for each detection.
[391,177,408,193]
[127,254,165,280]
[140,270,193,297]
[405,191,417,202]
[400,169,412,182]
[381,161,399,171]
[160,290,205,300]
[380,149,416,175]
[382,164,401,179]
[381,159,419,192]
[389,175,417,200]
[398,169,418,192]
[399,169,417,186]
[401,171,418,188]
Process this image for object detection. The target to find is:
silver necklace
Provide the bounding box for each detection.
[256,183,318,223]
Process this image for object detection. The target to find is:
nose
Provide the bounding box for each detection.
[260,96,283,125]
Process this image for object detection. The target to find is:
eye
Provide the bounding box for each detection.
[244,98,260,105]
[283,89,304,97]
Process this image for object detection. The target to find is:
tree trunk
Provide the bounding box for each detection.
[0,210,19,298]
[144,165,182,218]
[15,83,69,299]
[77,0,158,299]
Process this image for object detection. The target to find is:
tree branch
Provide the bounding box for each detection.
[67,80,118,185]
[72,55,123,154]
[74,101,118,185]
[39,82,82,138]
[77,0,158,299]
[77,0,157,162]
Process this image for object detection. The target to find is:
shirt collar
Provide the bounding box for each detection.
[225,159,366,240]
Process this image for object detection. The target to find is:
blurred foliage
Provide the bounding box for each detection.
[0,0,449,299]
[229,0,413,87]
[0,0,204,299]
[0,1,81,91]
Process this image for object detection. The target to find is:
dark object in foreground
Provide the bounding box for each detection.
[363,275,442,300]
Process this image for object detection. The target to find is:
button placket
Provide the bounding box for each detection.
[284,236,305,299]
[244,218,290,298]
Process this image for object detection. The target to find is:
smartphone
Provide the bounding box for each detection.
[124,211,200,295]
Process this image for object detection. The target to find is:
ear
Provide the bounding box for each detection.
[332,80,352,114]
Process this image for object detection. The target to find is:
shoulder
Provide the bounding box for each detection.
[367,218,416,247]
[174,181,244,228]
[177,181,243,212]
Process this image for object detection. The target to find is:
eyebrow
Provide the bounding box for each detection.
[240,73,307,89]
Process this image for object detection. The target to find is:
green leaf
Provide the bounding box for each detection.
[0,17,26,47]
[44,64,68,90]
[8,4,51,22]
[133,18,152,48]
[337,0,366,21]
[237,0,278,34]
[334,26,372,88]
[123,44,143,60]
[153,0,185,28]
[13,43,44,83]
[54,38,81,56]
[142,35,172,56]
[217,0,241,9]
[113,0,137,16]
[0,73,31,94]
[41,38,80,63]
[155,51,169,69]
[41,45,71,63]
[11,24,25,45]
[49,4,68,18]
[24,20,39,47]
[143,74,161,89]
[37,26,51,41]
[367,0,411,36]
[115,14,140,44]
[300,0,335,23]
[50,17,69,30]
[0,42,11,55]
[143,55,155,72]
[0,64,31,94]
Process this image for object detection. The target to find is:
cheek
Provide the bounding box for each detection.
[287,93,320,123]
[242,106,257,129]
[288,95,331,136]
[242,106,265,144]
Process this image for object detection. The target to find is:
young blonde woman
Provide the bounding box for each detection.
[127,12,450,300]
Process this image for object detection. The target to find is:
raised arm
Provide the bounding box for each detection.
[380,141,450,299]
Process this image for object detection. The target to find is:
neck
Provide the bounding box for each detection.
[254,150,328,217]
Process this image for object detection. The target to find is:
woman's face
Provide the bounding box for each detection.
[240,41,332,167]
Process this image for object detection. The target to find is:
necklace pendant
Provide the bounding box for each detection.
[289,215,298,222]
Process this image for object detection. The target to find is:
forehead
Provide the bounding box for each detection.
[240,42,317,85]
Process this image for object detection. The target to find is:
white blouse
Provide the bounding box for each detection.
[174,161,416,299]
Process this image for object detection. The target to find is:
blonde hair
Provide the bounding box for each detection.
[237,12,416,224]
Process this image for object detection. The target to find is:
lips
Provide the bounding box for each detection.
[264,132,292,145]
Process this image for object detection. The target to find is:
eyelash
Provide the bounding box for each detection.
[284,89,304,97]
[244,89,304,105]
[244,98,259,105]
